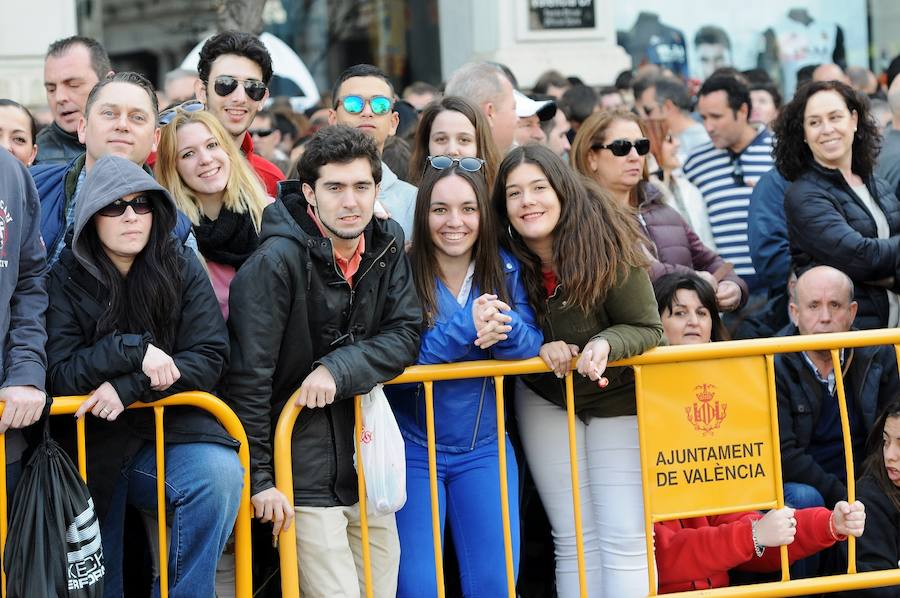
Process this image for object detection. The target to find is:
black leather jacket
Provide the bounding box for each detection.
[226,182,422,507]
[34,122,84,165]
[784,162,900,330]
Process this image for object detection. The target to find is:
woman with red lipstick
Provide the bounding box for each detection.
[837,399,900,597]
[155,109,270,319]
[493,144,663,597]
[570,110,747,314]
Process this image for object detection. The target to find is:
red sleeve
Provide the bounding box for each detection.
[737,507,837,572]
[655,514,757,588]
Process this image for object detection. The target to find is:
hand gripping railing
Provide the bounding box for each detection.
[273,329,900,598]
[0,391,253,598]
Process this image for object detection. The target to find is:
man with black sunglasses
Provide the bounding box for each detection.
[195,31,284,195]
[328,64,417,240]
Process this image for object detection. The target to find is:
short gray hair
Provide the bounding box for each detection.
[445,62,507,108]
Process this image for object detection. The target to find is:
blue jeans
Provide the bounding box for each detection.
[6,460,22,506]
[396,437,520,598]
[101,441,243,598]
[784,482,825,509]
[784,482,825,578]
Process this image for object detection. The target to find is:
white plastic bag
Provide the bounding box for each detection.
[356,384,407,516]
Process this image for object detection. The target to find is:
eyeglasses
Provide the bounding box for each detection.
[339,95,393,115]
[250,128,274,137]
[591,138,651,157]
[96,195,154,217]
[158,99,204,126]
[213,75,267,102]
[731,154,745,186]
[426,155,485,172]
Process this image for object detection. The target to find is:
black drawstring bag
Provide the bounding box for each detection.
[4,424,105,597]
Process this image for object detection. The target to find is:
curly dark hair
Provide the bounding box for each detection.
[772,80,880,181]
[197,31,273,85]
[296,125,382,187]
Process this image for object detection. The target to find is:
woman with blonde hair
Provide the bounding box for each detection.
[571,110,747,313]
[155,108,270,318]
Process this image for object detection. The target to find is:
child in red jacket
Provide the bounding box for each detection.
[655,501,866,593]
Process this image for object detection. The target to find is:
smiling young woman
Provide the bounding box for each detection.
[387,158,542,597]
[493,143,663,597]
[155,109,270,319]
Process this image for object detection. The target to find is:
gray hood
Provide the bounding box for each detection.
[72,155,176,280]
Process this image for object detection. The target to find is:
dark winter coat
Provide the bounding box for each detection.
[225,180,421,507]
[784,162,900,330]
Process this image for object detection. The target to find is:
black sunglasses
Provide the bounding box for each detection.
[250,128,274,137]
[212,76,267,102]
[730,153,745,187]
[158,99,204,126]
[97,195,154,218]
[427,155,485,172]
[592,138,651,157]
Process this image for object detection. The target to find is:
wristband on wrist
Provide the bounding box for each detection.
[828,514,847,541]
[751,519,765,557]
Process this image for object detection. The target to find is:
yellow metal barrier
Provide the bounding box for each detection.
[0,391,253,598]
[273,329,900,598]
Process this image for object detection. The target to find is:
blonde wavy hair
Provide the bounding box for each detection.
[155,109,267,232]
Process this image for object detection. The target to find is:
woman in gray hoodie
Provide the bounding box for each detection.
[45,155,242,598]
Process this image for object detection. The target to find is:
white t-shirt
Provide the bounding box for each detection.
[853,184,900,327]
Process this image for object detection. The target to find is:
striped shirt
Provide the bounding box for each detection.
[683,127,774,292]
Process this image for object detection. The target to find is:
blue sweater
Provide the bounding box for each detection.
[388,252,542,452]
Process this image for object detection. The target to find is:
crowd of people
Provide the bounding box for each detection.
[3,26,900,598]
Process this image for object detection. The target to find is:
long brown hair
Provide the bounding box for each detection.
[570,109,650,207]
[641,117,671,174]
[411,164,509,326]
[863,399,900,513]
[492,144,648,324]
[408,96,500,190]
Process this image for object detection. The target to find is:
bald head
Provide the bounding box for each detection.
[790,266,857,335]
[812,63,851,85]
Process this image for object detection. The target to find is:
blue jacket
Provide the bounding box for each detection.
[31,154,193,260]
[748,168,790,292]
[388,252,542,452]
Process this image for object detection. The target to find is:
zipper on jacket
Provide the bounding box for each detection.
[469,377,489,450]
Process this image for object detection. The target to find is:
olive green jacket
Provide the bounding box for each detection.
[523,265,663,419]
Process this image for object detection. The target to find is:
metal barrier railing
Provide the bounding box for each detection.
[0,391,253,598]
[273,329,900,598]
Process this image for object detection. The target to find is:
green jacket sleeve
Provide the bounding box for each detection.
[594,265,664,361]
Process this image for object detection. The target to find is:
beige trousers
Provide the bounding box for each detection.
[294,504,400,598]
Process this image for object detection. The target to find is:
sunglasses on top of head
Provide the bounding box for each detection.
[592,138,651,157]
[212,75,267,102]
[339,95,393,115]
[97,195,154,218]
[426,155,485,173]
[158,99,204,126]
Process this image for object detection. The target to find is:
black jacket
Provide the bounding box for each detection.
[784,162,900,330]
[34,122,84,165]
[836,475,900,597]
[46,246,236,517]
[225,182,421,507]
[775,330,898,506]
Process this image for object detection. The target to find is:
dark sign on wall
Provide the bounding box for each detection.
[529,0,595,31]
